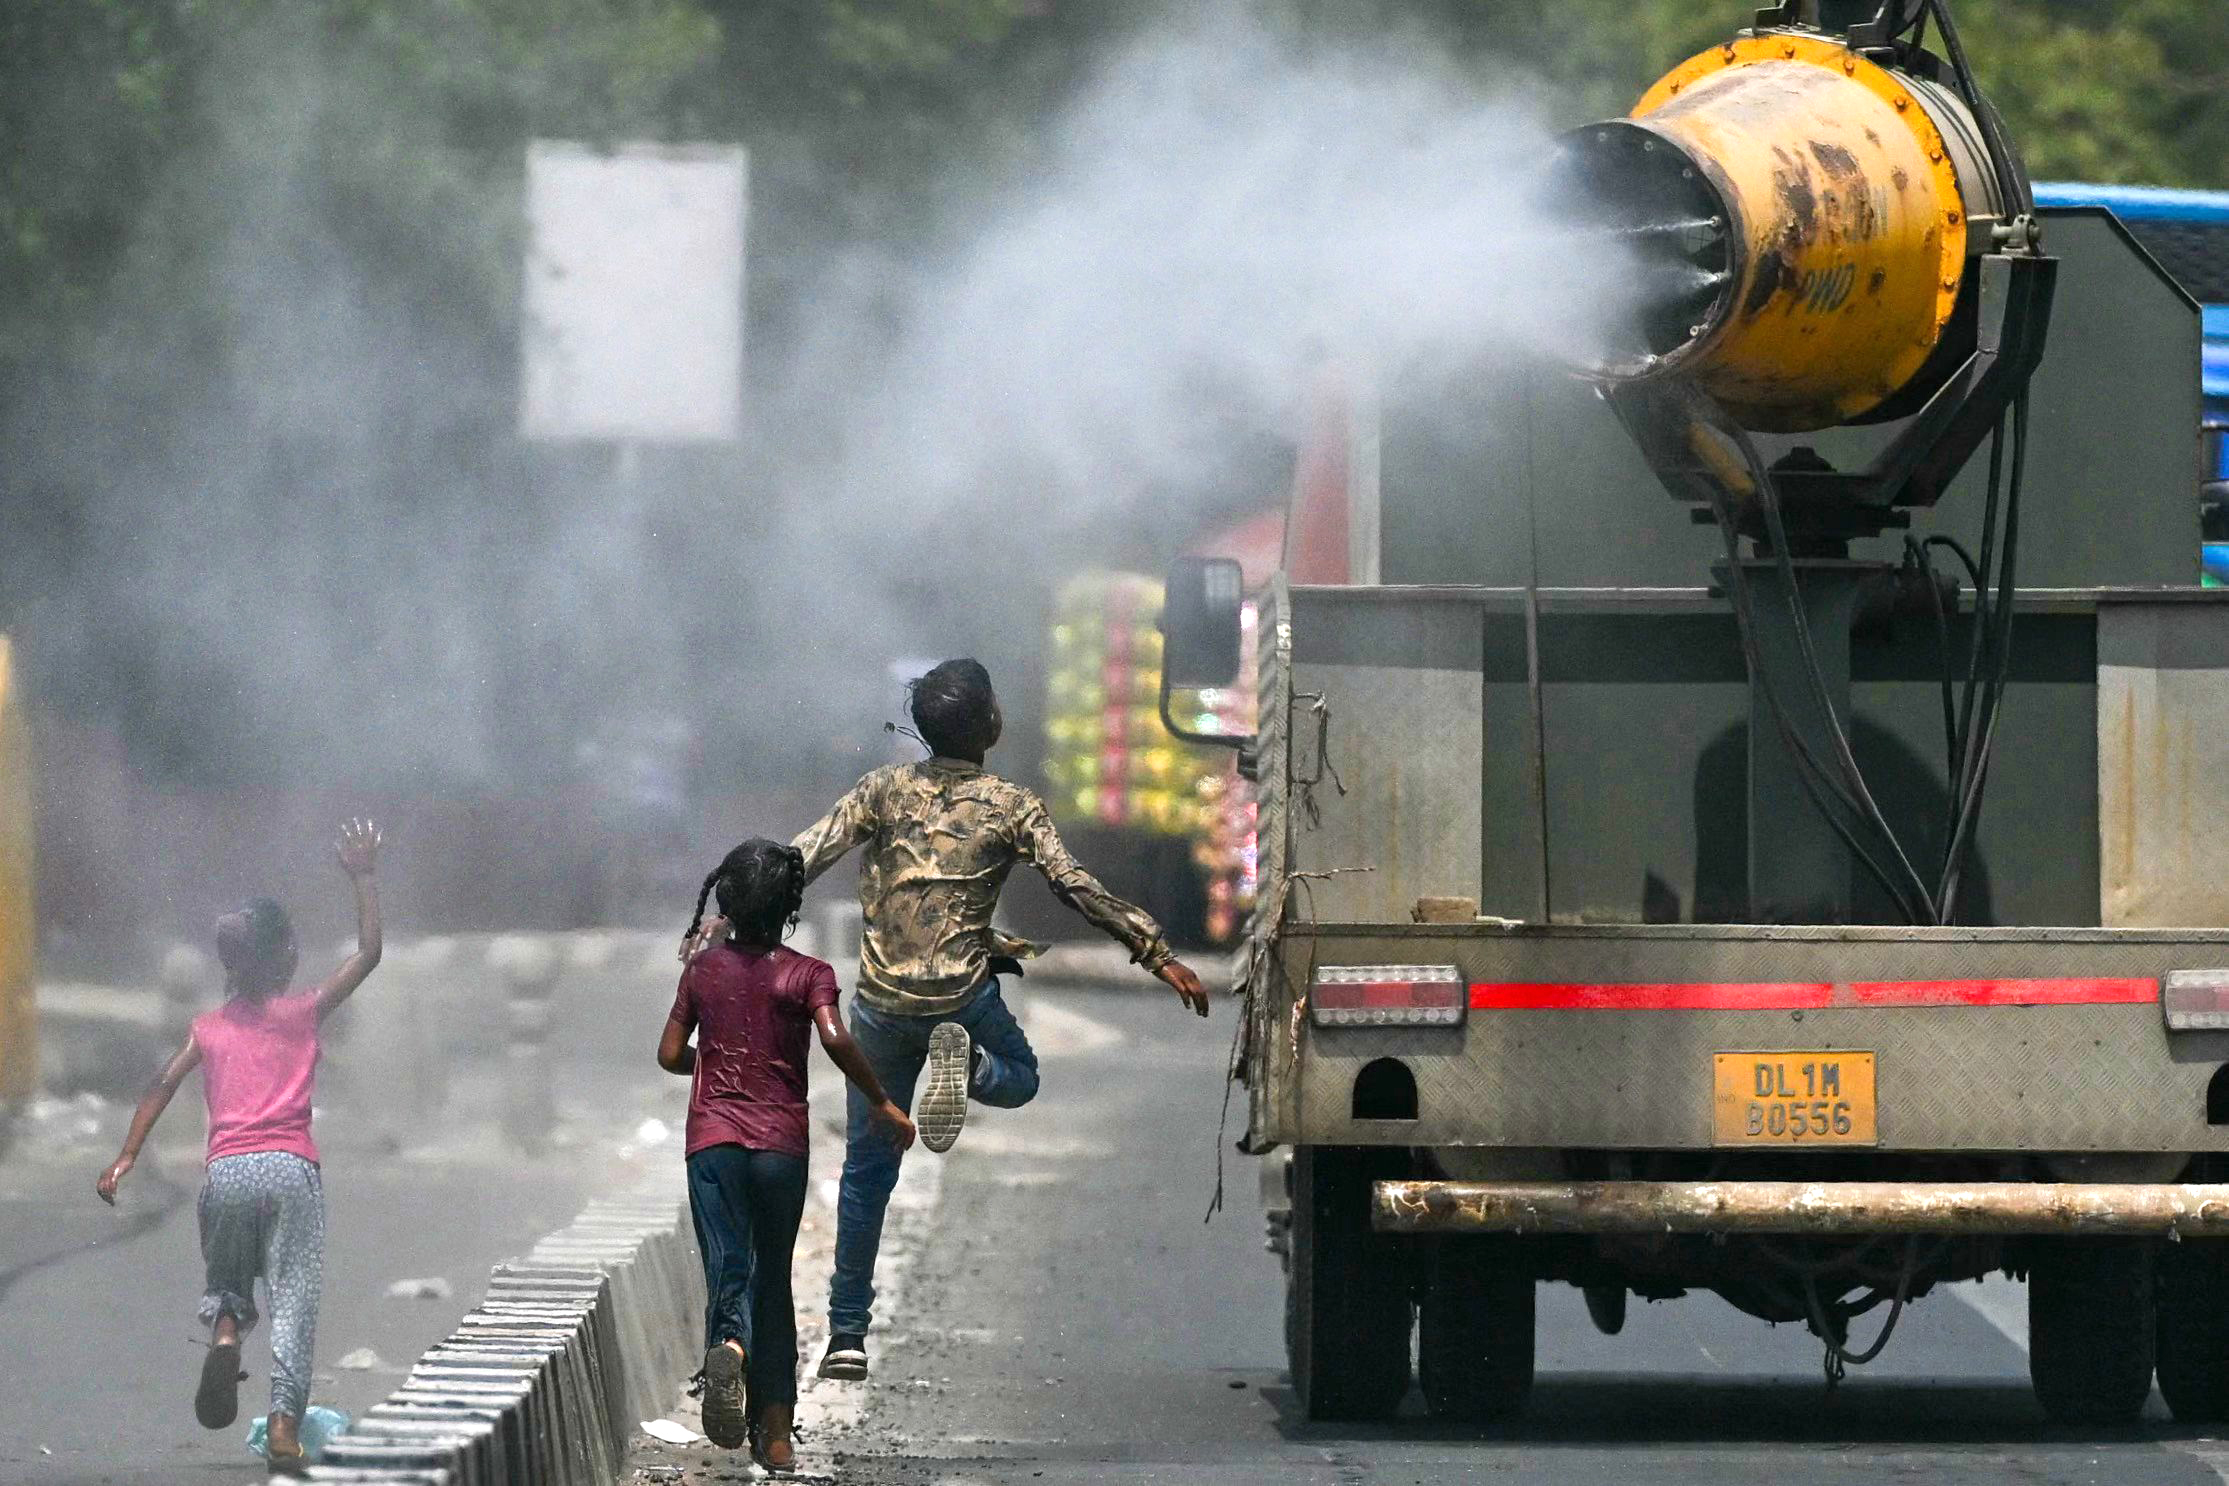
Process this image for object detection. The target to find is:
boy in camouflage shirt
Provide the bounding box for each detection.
[793,658,1207,1378]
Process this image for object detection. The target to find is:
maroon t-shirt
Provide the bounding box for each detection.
[669,943,841,1158]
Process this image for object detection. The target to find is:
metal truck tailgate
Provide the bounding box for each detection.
[1265,921,2229,1152]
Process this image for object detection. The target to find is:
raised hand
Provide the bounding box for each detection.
[336,817,383,877]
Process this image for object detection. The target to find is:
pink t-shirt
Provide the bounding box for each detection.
[192,991,322,1165]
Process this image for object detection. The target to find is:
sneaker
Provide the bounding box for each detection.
[818,1332,869,1381]
[701,1342,749,1448]
[919,1021,971,1154]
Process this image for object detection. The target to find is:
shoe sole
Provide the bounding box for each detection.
[919,1022,971,1154]
[195,1341,241,1430]
[818,1349,868,1381]
[701,1345,749,1449]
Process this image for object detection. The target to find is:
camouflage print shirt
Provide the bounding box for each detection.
[793,757,1176,1016]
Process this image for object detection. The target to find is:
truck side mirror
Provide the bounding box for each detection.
[1162,558,1244,687]
[1159,558,1255,772]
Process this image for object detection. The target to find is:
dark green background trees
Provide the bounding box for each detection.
[3,0,2219,934]
[6,0,2223,392]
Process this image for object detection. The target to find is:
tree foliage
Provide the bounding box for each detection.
[1273,0,2229,187]
[0,0,2219,807]
[3,0,2223,394]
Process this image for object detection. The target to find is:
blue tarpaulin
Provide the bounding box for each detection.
[2034,181,2229,226]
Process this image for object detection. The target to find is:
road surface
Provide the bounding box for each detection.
[633,980,2229,1486]
[0,1059,671,1486]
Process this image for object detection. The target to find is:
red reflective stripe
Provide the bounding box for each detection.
[1469,982,1833,1011]
[1847,978,2157,1007]
[1468,977,2160,1011]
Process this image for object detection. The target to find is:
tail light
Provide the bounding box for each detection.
[2163,969,2229,1031]
[1311,965,1466,1028]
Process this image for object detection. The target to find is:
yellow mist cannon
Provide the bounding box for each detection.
[1554,1,2053,523]
[1551,0,2056,928]
[1569,31,2008,433]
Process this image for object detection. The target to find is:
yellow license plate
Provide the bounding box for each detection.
[1712,1052,1877,1146]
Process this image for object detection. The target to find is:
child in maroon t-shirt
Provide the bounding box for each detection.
[659,838,912,1470]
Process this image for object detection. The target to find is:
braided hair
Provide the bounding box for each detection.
[684,838,807,953]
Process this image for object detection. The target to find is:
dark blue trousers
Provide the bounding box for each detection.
[829,980,1040,1336]
[686,1144,809,1406]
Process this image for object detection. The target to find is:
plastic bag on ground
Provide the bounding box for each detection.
[243,1406,350,1461]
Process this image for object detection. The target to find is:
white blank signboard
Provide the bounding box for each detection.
[520,141,747,442]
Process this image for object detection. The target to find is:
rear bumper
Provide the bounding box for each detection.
[1252,922,2229,1153]
[1375,1178,2229,1236]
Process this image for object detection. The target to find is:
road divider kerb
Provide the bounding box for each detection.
[279,1172,706,1485]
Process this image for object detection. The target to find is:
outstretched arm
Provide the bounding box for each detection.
[312,818,384,1020]
[813,1006,915,1150]
[1017,800,1210,1016]
[97,1038,202,1204]
[791,775,880,888]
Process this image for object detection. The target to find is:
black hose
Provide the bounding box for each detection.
[1804,1235,1924,1373]
[1907,537,1958,780]
[1937,391,2027,917]
[1923,535,1984,596]
[1910,534,1989,788]
[1673,373,2030,930]
[1950,419,2007,788]
[1742,428,1940,921]
[1703,484,1932,923]
[1924,0,2031,217]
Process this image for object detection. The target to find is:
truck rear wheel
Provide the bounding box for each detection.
[1418,1239,1536,1421]
[1286,1146,1412,1420]
[2157,1239,2229,1421]
[2028,1238,2156,1426]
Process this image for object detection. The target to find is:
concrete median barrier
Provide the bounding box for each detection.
[290,1172,705,1486]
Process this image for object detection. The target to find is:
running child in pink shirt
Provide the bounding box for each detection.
[97,818,383,1470]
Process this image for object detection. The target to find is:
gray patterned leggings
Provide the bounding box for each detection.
[197,1152,325,1420]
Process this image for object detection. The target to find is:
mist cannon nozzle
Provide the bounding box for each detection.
[1549,122,1737,383]
[1554,27,2021,435]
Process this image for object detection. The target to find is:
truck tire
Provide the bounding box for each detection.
[2157,1239,2229,1421]
[1286,1146,1411,1420]
[1418,1239,1536,1421]
[2028,1238,2156,1426]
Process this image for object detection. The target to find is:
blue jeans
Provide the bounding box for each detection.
[687,1145,808,1405]
[828,981,1039,1337]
